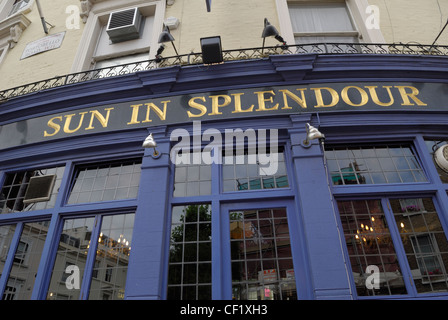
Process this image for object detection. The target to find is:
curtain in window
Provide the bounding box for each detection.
[289,4,355,33]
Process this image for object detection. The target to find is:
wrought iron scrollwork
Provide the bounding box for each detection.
[1,43,448,103]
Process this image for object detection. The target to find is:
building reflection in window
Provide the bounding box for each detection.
[88,213,135,300]
[4,221,50,300]
[339,198,448,296]
[229,208,297,300]
[325,145,426,185]
[338,200,407,296]
[47,213,135,300]
[0,225,17,299]
[47,217,95,300]
[173,151,211,197]
[167,204,212,300]
[223,150,289,192]
[391,198,448,293]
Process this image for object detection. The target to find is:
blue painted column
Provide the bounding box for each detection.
[125,126,172,300]
[288,115,353,300]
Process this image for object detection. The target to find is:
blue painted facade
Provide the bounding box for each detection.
[1,53,448,300]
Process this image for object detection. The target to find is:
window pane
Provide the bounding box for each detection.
[0,166,65,213]
[289,3,355,33]
[337,200,407,296]
[0,225,17,280]
[67,160,141,204]
[47,217,95,300]
[4,221,50,300]
[223,149,289,192]
[230,208,297,300]
[88,213,135,300]
[391,198,448,293]
[173,151,211,197]
[167,204,212,300]
[325,145,426,185]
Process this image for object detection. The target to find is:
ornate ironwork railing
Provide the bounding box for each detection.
[1,42,448,103]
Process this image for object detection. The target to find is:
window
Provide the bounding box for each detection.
[72,1,165,74]
[325,144,427,185]
[222,149,289,192]
[0,224,17,272]
[8,0,30,17]
[0,0,32,21]
[288,2,358,44]
[391,198,448,293]
[88,214,135,300]
[338,197,448,297]
[167,204,212,300]
[0,166,65,213]
[67,159,141,205]
[230,208,297,300]
[173,152,211,197]
[47,213,135,300]
[338,199,407,296]
[168,136,297,300]
[1,221,49,300]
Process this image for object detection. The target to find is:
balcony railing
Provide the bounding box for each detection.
[1,42,448,103]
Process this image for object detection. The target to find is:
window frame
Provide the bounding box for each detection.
[329,134,448,299]
[274,0,385,46]
[0,151,143,300]
[166,133,308,300]
[70,0,166,74]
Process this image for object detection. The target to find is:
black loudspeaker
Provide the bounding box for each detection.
[200,36,223,64]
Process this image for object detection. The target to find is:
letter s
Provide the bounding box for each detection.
[44,116,62,137]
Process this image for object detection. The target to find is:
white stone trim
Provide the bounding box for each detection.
[71,0,165,73]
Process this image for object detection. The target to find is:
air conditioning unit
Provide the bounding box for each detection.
[106,8,142,43]
[23,174,56,204]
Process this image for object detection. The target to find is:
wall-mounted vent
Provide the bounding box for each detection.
[106,8,142,43]
[23,174,56,204]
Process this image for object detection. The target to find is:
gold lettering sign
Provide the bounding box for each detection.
[41,83,429,141]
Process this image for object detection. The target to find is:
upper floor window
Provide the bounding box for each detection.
[8,0,30,16]
[92,7,154,72]
[288,2,358,44]
[72,1,165,74]
[0,0,32,21]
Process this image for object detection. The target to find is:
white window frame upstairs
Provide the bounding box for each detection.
[275,0,385,46]
[70,0,165,73]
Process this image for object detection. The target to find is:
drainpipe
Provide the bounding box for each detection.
[35,0,48,34]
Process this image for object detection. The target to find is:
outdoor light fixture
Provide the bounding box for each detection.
[261,18,287,52]
[302,123,325,147]
[158,25,179,56]
[142,133,159,156]
[200,36,223,64]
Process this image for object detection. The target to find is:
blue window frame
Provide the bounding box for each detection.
[329,136,448,299]
[166,136,310,300]
[0,155,142,300]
